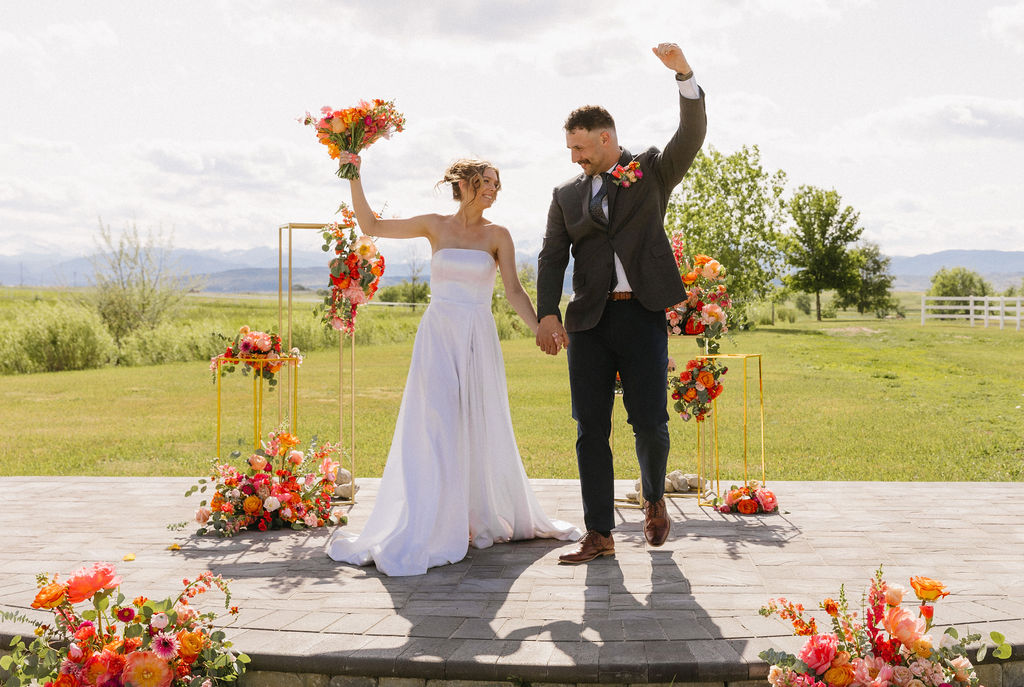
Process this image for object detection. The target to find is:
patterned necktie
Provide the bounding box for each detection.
[589,173,609,225]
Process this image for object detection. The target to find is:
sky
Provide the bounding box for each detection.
[2,0,1023,269]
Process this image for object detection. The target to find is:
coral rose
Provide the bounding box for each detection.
[949,655,972,683]
[755,488,778,512]
[701,259,722,279]
[32,581,67,609]
[737,498,759,514]
[884,605,925,646]
[682,388,698,402]
[884,582,906,606]
[909,576,948,601]
[242,495,263,515]
[66,563,121,604]
[121,650,173,687]
[798,633,838,674]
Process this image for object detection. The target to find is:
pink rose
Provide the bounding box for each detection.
[150,612,169,630]
[66,563,121,603]
[700,302,726,326]
[195,507,211,524]
[303,513,319,527]
[288,450,304,466]
[949,655,972,683]
[717,504,731,513]
[798,633,838,675]
[754,488,778,512]
[884,605,925,647]
[248,454,268,471]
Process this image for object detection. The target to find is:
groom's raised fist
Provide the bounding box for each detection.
[652,42,691,75]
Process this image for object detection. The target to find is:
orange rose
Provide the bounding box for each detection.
[693,253,713,267]
[53,675,77,687]
[909,576,948,601]
[697,370,715,389]
[31,581,67,609]
[823,664,855,687]
[242,495,263,515]
[278,433,300,449]
[682,270,699,285]
[737,499,758,514]
[177,629,207,662]
[682,388,698,402]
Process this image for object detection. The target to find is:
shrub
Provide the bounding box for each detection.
[118,320,227,366]
[794,293,812,315]
[1,302,117,374]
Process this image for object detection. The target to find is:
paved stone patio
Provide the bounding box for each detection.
[1,477,1022,685]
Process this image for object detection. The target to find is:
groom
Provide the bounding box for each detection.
[535,43,707,563]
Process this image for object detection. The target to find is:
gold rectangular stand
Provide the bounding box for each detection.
[278,223,357,504]
[215,356,300,458]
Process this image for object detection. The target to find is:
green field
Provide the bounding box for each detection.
[2,289,1021,481]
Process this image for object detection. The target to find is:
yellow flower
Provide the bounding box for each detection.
[243,495,263,515]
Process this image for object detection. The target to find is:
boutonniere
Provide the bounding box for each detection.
[610,160,642,187]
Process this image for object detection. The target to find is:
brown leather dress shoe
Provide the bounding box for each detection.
[557,531,615,564]
[643,497,671,546]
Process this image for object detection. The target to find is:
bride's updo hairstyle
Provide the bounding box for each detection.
[438,159,501,203]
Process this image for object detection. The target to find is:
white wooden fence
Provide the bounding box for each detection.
[920,295,1022,330]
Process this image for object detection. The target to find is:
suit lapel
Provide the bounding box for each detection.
[576,175,592,222]
[606,149,632,232]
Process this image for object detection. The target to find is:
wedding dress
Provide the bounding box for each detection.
[326,248,581,576]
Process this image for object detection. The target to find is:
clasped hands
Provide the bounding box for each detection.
[536,315,569,356]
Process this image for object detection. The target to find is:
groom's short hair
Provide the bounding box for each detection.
[564,105,615,133]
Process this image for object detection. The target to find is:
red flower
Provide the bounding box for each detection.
[684,318,705,335]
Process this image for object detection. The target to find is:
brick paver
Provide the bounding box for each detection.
[1,477,1022,685]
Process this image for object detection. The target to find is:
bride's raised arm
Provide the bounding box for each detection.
[343,153,439,242]
[494,227,539,336]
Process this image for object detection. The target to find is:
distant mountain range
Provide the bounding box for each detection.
[2,247,1020,293]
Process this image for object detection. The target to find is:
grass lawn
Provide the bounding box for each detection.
[2,307,1022,481]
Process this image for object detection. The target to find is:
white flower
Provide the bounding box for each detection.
[264,496,281,512]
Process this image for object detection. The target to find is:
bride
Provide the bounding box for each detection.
[326,154,581,576]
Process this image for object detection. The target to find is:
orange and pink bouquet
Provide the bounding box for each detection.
[759,568,1010,687]
[315,203,385,334]
[665,231,731,354]
[669,356,726,422]
[0,564,248,685]
[301,99,405,179]
[209,326,301,389]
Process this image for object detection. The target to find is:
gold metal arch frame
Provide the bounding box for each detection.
[278,222,357,505]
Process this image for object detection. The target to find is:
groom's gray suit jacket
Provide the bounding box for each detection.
[537,89,707,333]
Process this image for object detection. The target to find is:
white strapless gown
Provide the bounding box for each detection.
[326,248,581,576]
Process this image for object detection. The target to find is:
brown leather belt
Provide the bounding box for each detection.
[608,291,633,301]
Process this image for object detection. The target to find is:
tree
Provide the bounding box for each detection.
[834,242,899,317]
[665,145,788,321]
[928,267,993,297]
[88,221,198,343]
[783,186,863,320]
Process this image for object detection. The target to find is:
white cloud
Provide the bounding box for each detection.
[988,2,1024,52]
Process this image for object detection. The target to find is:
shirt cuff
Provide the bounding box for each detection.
[677,76,700,100]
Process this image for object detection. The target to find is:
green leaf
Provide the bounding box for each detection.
[990,631,1005,644]
[124,623,144,638]
[993,644,1011,659]
[945,626,959,639]
[976,645,988,661]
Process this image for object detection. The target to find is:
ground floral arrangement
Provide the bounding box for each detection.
[186,430,347,537]
[715,481,778,514]
[208,326,301,389]
[301,99,405,179]
[0,563,248,686]
[760,568,1011,687]
[315,204,385,335]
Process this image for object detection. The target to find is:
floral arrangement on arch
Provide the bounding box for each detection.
[186,430,348,537]
[669,356,727,422]
[715,481,777,514]
[0,562,249,686]
[209,326,301,389]
[315,203,385,335]
[301,99,405,179]
[759,567,1011,687]
[665,231,732,355]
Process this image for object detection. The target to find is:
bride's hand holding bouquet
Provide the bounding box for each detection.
[301,99,405,179]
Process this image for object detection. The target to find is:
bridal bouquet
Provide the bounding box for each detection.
[209,325,302,389]
[665,232,732,354]
[0,563,248,686]
[316,203,385,334]
[759,568,1011,687]
[669,357,726,422]
[301,99,405,179]
[186,430,348,537]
